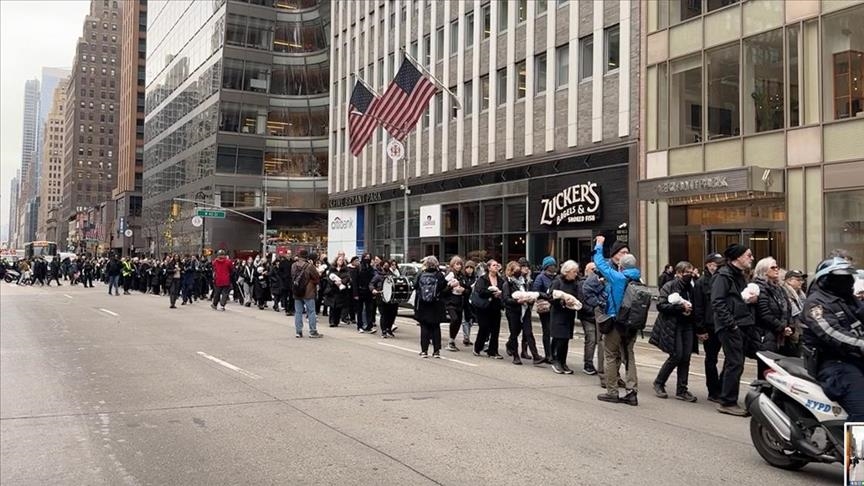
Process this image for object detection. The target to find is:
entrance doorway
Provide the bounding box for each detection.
[558,230,594,270]
[422,240,440,261]
[706,230,786,264]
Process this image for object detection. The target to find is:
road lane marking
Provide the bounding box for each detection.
[63,294,73,299]
[99,308,119,316]
[196,351,262,379]
[377,342,479,367]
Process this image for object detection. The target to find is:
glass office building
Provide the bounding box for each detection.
[143,0,330,256]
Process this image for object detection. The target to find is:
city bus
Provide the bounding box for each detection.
[24,241,58,260]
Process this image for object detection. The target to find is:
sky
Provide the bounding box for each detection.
[0,0,91,243]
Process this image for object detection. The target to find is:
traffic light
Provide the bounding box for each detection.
[171,202,180,217]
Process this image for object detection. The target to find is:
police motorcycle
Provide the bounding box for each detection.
[745,257,861,470]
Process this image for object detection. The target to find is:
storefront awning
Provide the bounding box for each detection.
[637,166,785,205]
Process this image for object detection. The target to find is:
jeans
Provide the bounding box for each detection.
[818,361,864,422]
[654,325,694,395]
[703,328,722,399]
[717,326,746,406]
[604,328,638,395]
[108,275,120,295]
[212,285,230,308]
[294,298,318,334]
[583,319,598,366]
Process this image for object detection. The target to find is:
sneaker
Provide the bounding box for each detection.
[675,391,697,403]
[533,357,546,366]
[308,332,323,339]
[446,343,459,352]
[368,326,378,333]
[512,355,523,365]
[462,339,472,346]
[419,352,429,358]
[620,391,639,406]
[295,332,303,338]
[717,404,749,417]
[653,384,669,399]
[561,365,574,375]
[211,303,218,310]
[387,331,396,338]
[472,351,482,357]
[707,396,722,404]
[551,363,566,374]
[382,333,390,339]
[490,354,504,360]
[169,305,177,309]
[583,363,598,375]
[520,352,532,360]
[357,329,367,334]
[220,306,226,311]
[597,392,620,403]
[432,353,441,359]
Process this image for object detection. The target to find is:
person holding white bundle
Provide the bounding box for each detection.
[503,261,544,366]
[650,261,699,402]
[443,256,469,352]
[541,260,583,374]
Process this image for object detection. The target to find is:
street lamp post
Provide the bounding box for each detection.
[195,191,206,256]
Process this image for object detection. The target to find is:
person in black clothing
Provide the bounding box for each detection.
[443,256,468,352]
[47,258,61,286]
[269,257,285,313]
[472,260,505,359]
[325,255,352,327]
[461,261,478,346]
[542,260,583,374]
[531,256,558,364]
[370,260,398,338]
[346,256,360,325]
[801,256,864,422]
[354,254,377,333]
[106,255,122,296]
[651,261,698,402]
[710,244,756,417]
[81,257,95,288]
[658,264,675,289]
[692,253,724,402]
[166,256,183,308]
[413,256,449,357]
[753,257,794,378]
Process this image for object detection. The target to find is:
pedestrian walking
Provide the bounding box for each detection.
[444,256,468,352]
[370,260,398,338]
[503,261,543,365]
[532,256,558,364]
[543,260,583,374]
[710,243,756,417]
[650,261,698,402]
[210,249,234,311]
[354,254,377,333]
[47,257,61,286]
[269,256,285,313]
[471,260,504,359]
[692,253,724,403]
[461,260,478,346]
[325,255,352,327]
[578,262,601,376]
[106,254,122,296]
[413,256,448,358]
[291,250,322,338]
[166,256,182,309]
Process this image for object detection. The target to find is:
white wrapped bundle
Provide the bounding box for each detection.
[512,290,540,303]
[741,282,760,301]
[552,290,583,310]
[317,264,327,275]
[667,292,692,307]
[488,286,500,293]
[329,273,346,290]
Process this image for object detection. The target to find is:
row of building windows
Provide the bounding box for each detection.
[218,103,328,137]
[226,15,329,54]
[222,58,329,96]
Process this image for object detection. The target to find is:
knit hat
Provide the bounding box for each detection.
[620,254,637,270]
[610,240,629,258]
[723,244,748,261]
[705,253,724,264]
[541,256,557,269]
[518,257,530,268]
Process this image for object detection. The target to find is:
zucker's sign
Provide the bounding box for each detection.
[539,182,602,226]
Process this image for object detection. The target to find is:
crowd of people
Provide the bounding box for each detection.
[4,237,862,421]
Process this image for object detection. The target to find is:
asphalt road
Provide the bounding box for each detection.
[1,282,843,485]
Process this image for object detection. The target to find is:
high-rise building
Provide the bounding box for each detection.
[59,0,123,252]
[17,79,41,245]
[143,0,330,256]
[7,173,20,249]
[113,0,146,256]
[328,1,639,265]
[37,78,70,242]
[636,0,864,281]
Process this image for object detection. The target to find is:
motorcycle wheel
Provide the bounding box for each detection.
[749,418,809,470]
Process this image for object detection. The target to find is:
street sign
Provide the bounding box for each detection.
[124,229,133,238]
[191,215,203,227]
[196,209,226,218]
[386,139,404,161]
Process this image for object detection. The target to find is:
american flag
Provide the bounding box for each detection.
[348,81,380,156]
[372,58,439,141]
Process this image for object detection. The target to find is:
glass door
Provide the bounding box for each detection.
[744,230,786,265]
[707,231,741,255]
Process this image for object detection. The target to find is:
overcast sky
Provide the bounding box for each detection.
[0,0,91,242]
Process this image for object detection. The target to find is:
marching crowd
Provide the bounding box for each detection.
[4,236,863,421]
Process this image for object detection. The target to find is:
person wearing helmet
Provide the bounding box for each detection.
[801,256,864,422]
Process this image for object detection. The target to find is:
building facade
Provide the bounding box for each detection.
[60,0,123,253]
[36,78,70,242]
[638,0,864,284]
[329,0,640,267]
[17,78,41,245]
[143,0,330,256]
[113,0,147,256]
[7,173,20,249]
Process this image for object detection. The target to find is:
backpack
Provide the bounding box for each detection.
[615,280,653,333]
[417,272,440,303]
[292,262,311,297]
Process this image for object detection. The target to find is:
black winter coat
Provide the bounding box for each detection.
[754,277,791,351]
[325,265,352,308]
[413,269,449,324]
[502,276,532,323]
[545,276,580,339]
[710,264,755,330]
[472,273,504,315]
[692,268,717,333]
[650,278,696,354]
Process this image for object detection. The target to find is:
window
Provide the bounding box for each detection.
[670,55,702,146]
[537,0,547,15]
[450,20,458,55]
[604,25,620,73]
[517,0,528,22]
[423,34,431,66]
[516,60,526,100]
[535,53,547,94]
[825,190,864,260]
[482,4,491,39]
[670,0,701,25]
[436,93,444,125]
[707,0,738,13]
[744,29,784,134]
[464,80,473,114]
[466,11,474,46]
[706,43,740,140]
[496,68,507,105]
[556,44,569,87]
[579,35,593,81]
[436,26,444,62]
[480,74,490,110]
[787,25,800,128]
[822,5,864,121]
[498,0,508,33]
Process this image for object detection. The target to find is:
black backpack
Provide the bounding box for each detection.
[417,272,440,303]
[615,280,653,333]
[292,262,311,297]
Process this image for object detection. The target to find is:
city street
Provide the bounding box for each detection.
[1,282,843,486]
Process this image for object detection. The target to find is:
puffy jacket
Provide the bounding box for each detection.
[650,277,695,354]
[801,284,864,367]
[581,273,606,322]
[710,264,755,330]
[592,243,642,318]
[692,268,717,333]
[754,277,791,350]
[212,256,233,287]
[412,269,448,323]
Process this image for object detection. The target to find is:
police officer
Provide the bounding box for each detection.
[801,256,864,422]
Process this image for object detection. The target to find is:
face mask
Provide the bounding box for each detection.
[823,274,855,300]
[682,275,693,285]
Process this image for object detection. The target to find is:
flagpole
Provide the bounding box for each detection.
[403,137,410,264]
[400,48,462,111]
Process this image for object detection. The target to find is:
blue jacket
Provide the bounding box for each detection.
[531,270,555,294]
[593,243,642,317]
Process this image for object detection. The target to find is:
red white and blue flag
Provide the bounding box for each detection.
[348,80,380,156]
[372,58,439,141]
